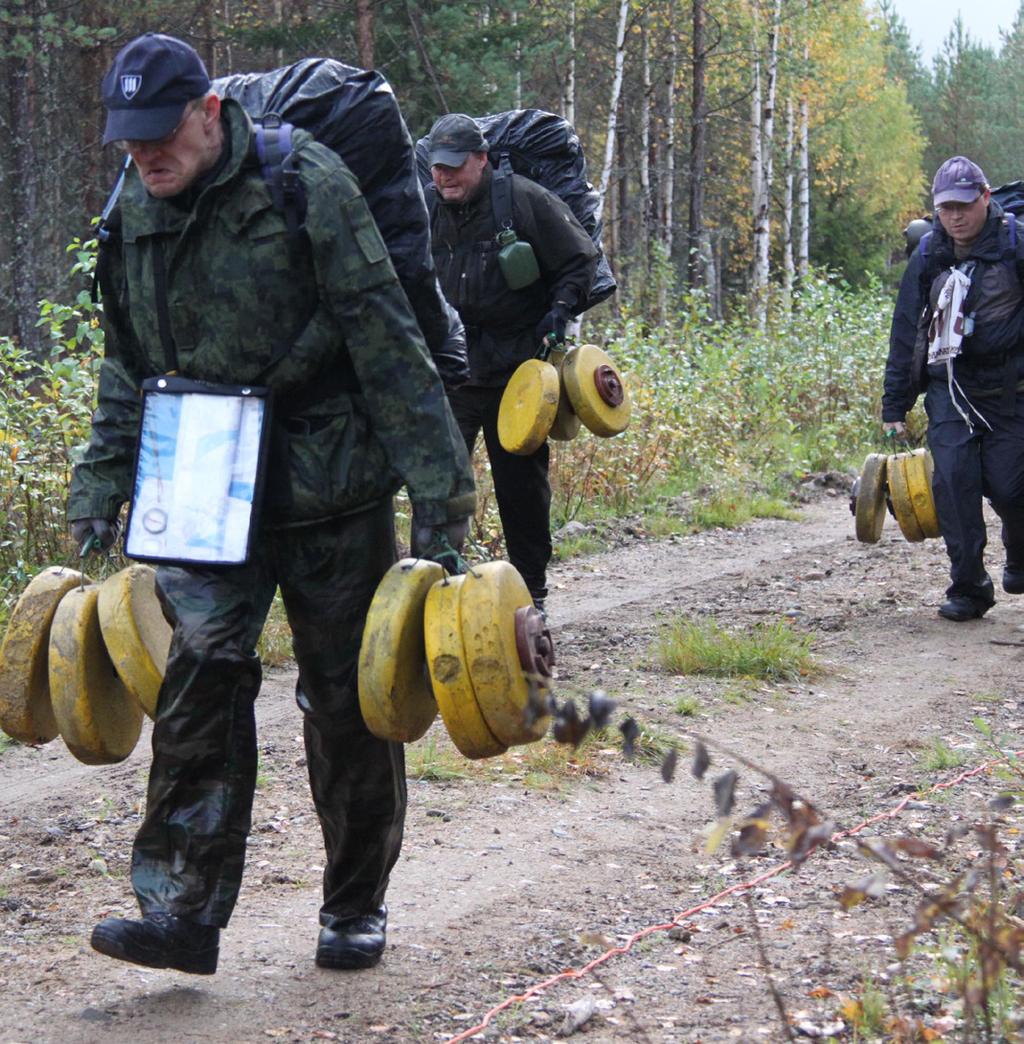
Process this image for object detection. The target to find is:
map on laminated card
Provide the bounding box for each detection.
[126,388,266,564]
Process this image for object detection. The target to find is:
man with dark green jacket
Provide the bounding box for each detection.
[69,33,474,975]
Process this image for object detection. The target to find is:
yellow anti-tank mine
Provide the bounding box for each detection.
[424,574,507,760]
[0,566,88,745]
[887,452,926,542]
[459,561,552,747]
[547,347,583,442]
[97,565,172,719]
[497,358,560,455]
[903,448,941,539]
[358,558,444,743]
[854,453,888,544]
[561,343,631,437]
[48,584,144,765]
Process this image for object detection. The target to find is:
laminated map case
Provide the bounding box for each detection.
[124,376,271,567]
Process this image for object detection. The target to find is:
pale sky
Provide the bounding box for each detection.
[886,0,1022,62]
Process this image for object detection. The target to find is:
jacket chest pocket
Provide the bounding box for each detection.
[189,203,317,379]
[453,240,505,321]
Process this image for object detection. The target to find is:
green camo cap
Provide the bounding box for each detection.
[427,113,488,167]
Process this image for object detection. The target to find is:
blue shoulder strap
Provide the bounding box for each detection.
[254,115,306,242]
[917,230,932,263]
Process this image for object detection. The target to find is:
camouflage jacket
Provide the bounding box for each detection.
[69,100,474,527]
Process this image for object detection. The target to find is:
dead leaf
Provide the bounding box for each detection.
[619,717,639,758]
[713,770,738,817]
[808,985,833,998]
[588,690,616,729]
[661,748,678,783]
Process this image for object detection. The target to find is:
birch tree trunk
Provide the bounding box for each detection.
[687,0,707,288]
[750,0,782,325]
[639,13,652,282]
[595,0,630,226]
[662,2,677,261]
[782,96,795,309]
[512,9,522,109]
[798,19,810,282]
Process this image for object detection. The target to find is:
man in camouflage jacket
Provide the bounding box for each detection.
[68,33,474,975]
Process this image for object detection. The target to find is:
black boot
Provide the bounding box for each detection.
[91,912,219,975]
[938,596,990,622]
[316,906,387,969]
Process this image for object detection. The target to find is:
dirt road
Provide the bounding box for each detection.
[2,487,1021,1043]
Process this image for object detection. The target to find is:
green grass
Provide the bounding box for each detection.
[674,694,702,717]
[654,617,817,682]
[689,492,800,531]
[406,734,472,782]
[848,976,889,1041]
[257,590,293,667]
[642,509,689,538]
[917,737,966,773]
[552,532,607,561]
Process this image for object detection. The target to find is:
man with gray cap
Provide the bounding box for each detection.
[426,112,599,614]
[69,32,474,974]
[883,155,1024,621]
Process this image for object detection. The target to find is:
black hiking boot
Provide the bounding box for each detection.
[1003,567,1024,594]
[315,906,387,969]
[938,596,990,622]
[90,912,219,974]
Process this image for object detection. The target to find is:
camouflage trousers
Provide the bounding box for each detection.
[133,498,404,928]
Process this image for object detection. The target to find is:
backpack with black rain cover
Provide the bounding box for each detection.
[415,109,616,312]
[94,59,467,389]
[212,59,467,389]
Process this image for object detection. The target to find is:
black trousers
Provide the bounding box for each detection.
[926,381,1024,604]
[135,500,404,928]
[448,384,551,600]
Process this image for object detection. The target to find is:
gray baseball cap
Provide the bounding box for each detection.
[427,113,488,168]
[932,155,988,206]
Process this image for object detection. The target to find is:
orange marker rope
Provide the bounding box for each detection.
[445,748,1022,1043]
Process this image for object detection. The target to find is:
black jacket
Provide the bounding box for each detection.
[883,202,1024,421]
[430,166,599,386]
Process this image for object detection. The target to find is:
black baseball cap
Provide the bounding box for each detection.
[427,114,488,167]
[101,33,211,145]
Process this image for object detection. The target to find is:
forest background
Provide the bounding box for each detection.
[1,0,1022,602]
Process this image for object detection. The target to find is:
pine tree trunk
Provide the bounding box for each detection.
[7,49,41,357]
[356,0,375,69]
[563,0,576,124]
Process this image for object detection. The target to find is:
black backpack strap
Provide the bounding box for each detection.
[150,242,179,373]
[92,156,133,304]
[490,153,515,234]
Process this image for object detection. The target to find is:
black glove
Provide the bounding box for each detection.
[535,303,571,354]
[411,516,471,570]
[70,517,119,553]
